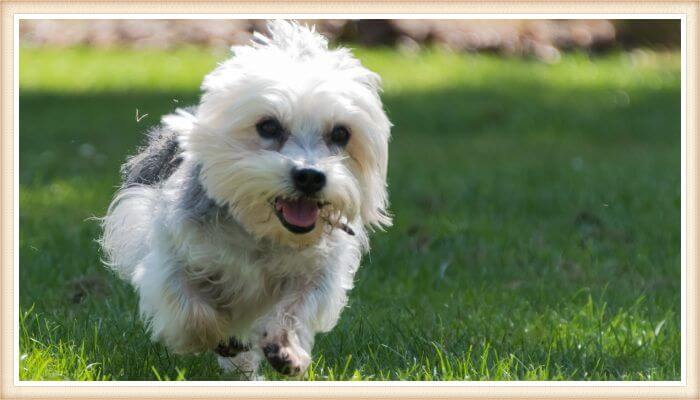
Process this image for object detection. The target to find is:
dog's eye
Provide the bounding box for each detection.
[256,118,285,140]
[329,125,351,146]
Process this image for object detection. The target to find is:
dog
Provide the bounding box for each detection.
[100,20,391,379]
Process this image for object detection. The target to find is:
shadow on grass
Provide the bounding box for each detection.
[20,81,679,184]
[18,81,681,380]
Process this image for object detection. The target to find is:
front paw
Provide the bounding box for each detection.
[214,336,250,358]
[262,340,310,376]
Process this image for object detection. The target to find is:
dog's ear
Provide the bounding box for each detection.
[351,72,393,231]
[360,120,392,229]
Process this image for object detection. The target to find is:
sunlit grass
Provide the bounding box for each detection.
[19,46,681,380]
[20,46,680,93]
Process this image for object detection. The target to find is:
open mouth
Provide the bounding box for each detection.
[273,197,321,234]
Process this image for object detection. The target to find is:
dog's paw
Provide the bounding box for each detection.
[217,352,263,381]
[261,338,310,376]
[214,337,250,358]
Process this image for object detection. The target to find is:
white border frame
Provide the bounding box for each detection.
[12,13,688,388]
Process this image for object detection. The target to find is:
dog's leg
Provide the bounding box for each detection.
[214,337,262,380]
[133,249,230,354]
[258,269,353,377]
[217,346,263,381]
[260,325,311,377]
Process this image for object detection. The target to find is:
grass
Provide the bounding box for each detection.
[19,45,681,381]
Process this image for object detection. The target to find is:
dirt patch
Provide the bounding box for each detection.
[67,274,110,304]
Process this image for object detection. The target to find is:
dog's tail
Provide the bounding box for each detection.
[99,185,157,281]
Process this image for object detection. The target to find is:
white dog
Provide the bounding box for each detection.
[100,20,391,378]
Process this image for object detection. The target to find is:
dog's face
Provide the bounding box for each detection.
[173,21,391,246]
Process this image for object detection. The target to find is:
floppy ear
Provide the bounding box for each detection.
[352,71,393,230]
[359,118,392,230]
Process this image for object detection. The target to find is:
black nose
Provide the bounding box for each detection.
[292,168,326,195]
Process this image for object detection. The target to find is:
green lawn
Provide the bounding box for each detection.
[19,46,681,381]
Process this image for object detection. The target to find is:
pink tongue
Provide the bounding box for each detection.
[279,198,319,228]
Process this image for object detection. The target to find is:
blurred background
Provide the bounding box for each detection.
[21,19,680,61]
[19,19,681,381]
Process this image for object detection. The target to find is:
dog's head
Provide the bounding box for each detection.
[168,20,391,246]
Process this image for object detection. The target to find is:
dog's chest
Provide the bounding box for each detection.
[183,227,326,297]
[175,213,335,312]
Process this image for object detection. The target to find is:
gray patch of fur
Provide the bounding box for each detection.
[121,106,198,188]
[179,163,228,222]
[121,125,183,188]
[120,106,227,222]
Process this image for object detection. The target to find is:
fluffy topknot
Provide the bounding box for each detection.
[257,20,327,54]
[233,20,329,61]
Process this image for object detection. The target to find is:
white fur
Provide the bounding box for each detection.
[101,20,391,378]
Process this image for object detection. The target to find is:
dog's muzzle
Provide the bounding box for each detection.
[273,197,321,234]
[292,167,326,196]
